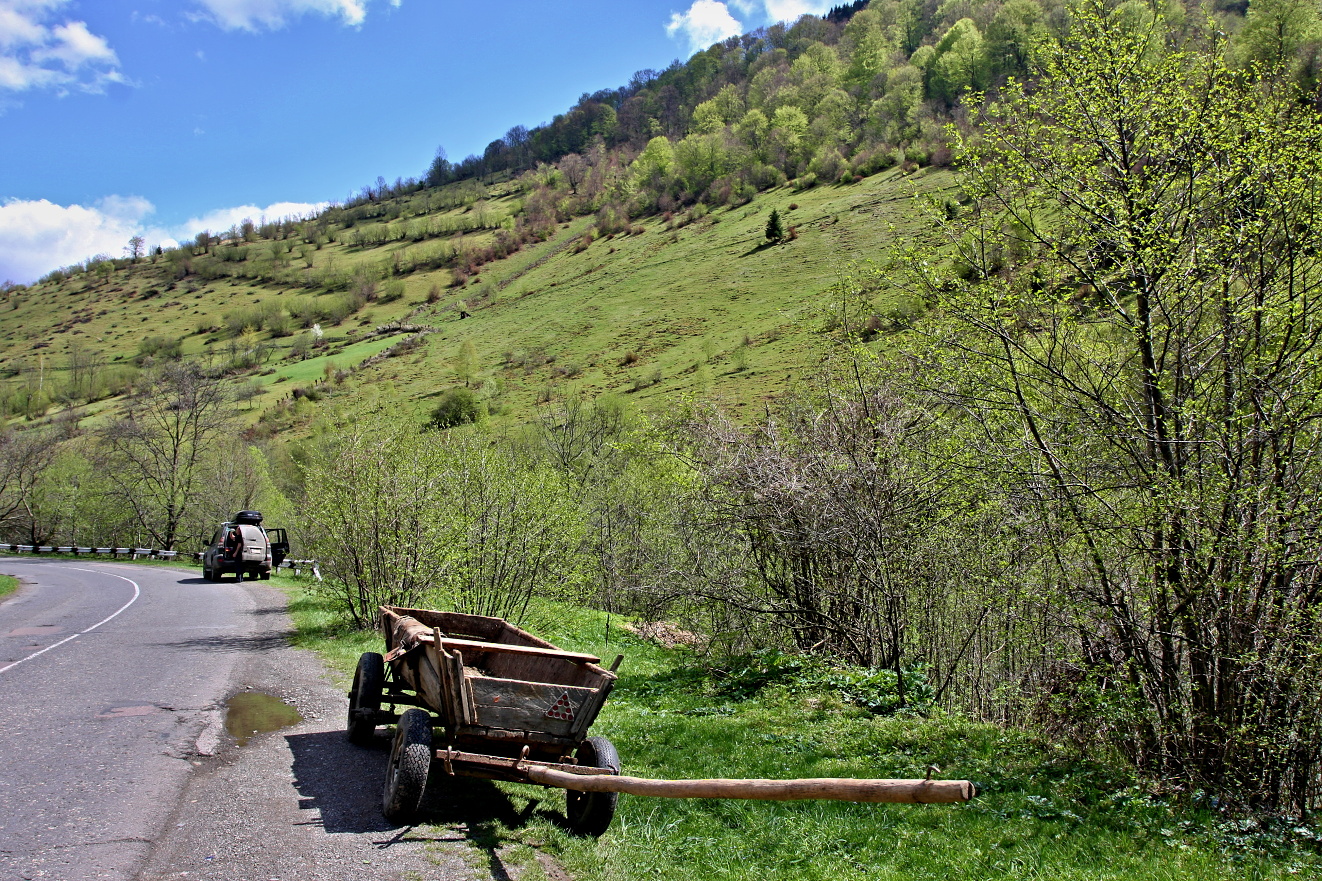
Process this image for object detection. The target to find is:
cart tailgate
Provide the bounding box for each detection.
[466,675,596,737]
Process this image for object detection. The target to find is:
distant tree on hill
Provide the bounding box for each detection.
[765,208,784,242]
[125,235,145,262]
[454,340,479,388]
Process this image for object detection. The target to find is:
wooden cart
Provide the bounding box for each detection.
[347,606,625,834]
[348,605,977,837]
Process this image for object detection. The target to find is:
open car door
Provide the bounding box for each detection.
[267,528,290,568]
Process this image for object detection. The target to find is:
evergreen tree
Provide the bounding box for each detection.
[765,208,784,242]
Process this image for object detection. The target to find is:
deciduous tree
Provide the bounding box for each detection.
[98,362,234,550]
[903,3,1322,808]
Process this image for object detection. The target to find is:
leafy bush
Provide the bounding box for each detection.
[712,648,933,714]
[428,387,484,429]
[133,335,182,366]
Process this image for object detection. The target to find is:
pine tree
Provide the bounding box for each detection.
[765,208,784,242]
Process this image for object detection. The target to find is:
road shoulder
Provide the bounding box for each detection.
[139,582,477,881]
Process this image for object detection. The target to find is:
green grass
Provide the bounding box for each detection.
[279,586,1322,881]
[0,573,17,599]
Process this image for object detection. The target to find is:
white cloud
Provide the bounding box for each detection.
[173,201,327,238]
[0,0,124,94]
[191,0,399,31]
[665,1,743,55]
[0,196,328,285]
[0,196,150,284]
[664,0,834,54]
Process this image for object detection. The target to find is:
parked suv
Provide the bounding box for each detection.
[201,510,288,581]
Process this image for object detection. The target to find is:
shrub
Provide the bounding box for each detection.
[379,279,405,304]
[134,335,182,366]
[429,387,484,429]
[266,311,292,337]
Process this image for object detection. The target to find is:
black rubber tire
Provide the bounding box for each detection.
[259,571,271,580]
[347,652,386,745]
[566,735,620,837]
[382,708,432,824]
[201,564,213,581]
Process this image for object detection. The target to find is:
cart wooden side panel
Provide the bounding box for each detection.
[379,606,617,751]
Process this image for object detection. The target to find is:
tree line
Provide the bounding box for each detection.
[0,363,293,552]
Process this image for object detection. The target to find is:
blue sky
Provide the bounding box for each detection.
[0,0,830,284]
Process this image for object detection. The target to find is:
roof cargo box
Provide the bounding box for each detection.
[233,510,264,525]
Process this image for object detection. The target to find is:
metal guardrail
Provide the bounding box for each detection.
[2,545,177,559]
[276,559,322,580]
[2,545,322,580]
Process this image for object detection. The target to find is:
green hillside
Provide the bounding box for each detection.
[0,166,950,430]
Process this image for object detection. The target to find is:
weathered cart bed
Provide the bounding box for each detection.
[348,605,976,836]
[348,606,624,833]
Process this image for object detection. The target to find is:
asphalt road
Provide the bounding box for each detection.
[0,559,501,881]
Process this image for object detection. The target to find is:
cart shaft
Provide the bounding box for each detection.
[526,767,977,804]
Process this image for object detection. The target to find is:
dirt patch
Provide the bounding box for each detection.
[622,620,703,649]
[535,852,574,881]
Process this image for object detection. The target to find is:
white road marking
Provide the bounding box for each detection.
[0,567,141,674]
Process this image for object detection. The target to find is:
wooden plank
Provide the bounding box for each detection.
[431,627,458,726]
[415,646,446,720]
[570,671,617,739]
[453,725,577,747]
[482,652,607,688]
[439,637,600,665]
[453,651,476,725]
[525,769,978,804]
[466,676,592,737]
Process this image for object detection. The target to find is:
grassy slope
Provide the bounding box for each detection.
[341,168,950,422]
[0,574,17,599]
[282,584,1319,881]
[0,167,952,430]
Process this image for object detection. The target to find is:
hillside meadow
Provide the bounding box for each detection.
[0,165,948,429]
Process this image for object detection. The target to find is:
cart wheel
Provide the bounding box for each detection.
[567,735,619,837]
[382,708,432,824]
[346,652,385,746]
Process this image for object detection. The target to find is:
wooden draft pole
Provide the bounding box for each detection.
[526,767,976,804]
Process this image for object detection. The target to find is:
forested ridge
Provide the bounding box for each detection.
[4,0,1322,832]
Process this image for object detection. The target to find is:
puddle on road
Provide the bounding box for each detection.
[224,692,302,746]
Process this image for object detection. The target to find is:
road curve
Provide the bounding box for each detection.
[0,558,256,880]
[0,558,489,881]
